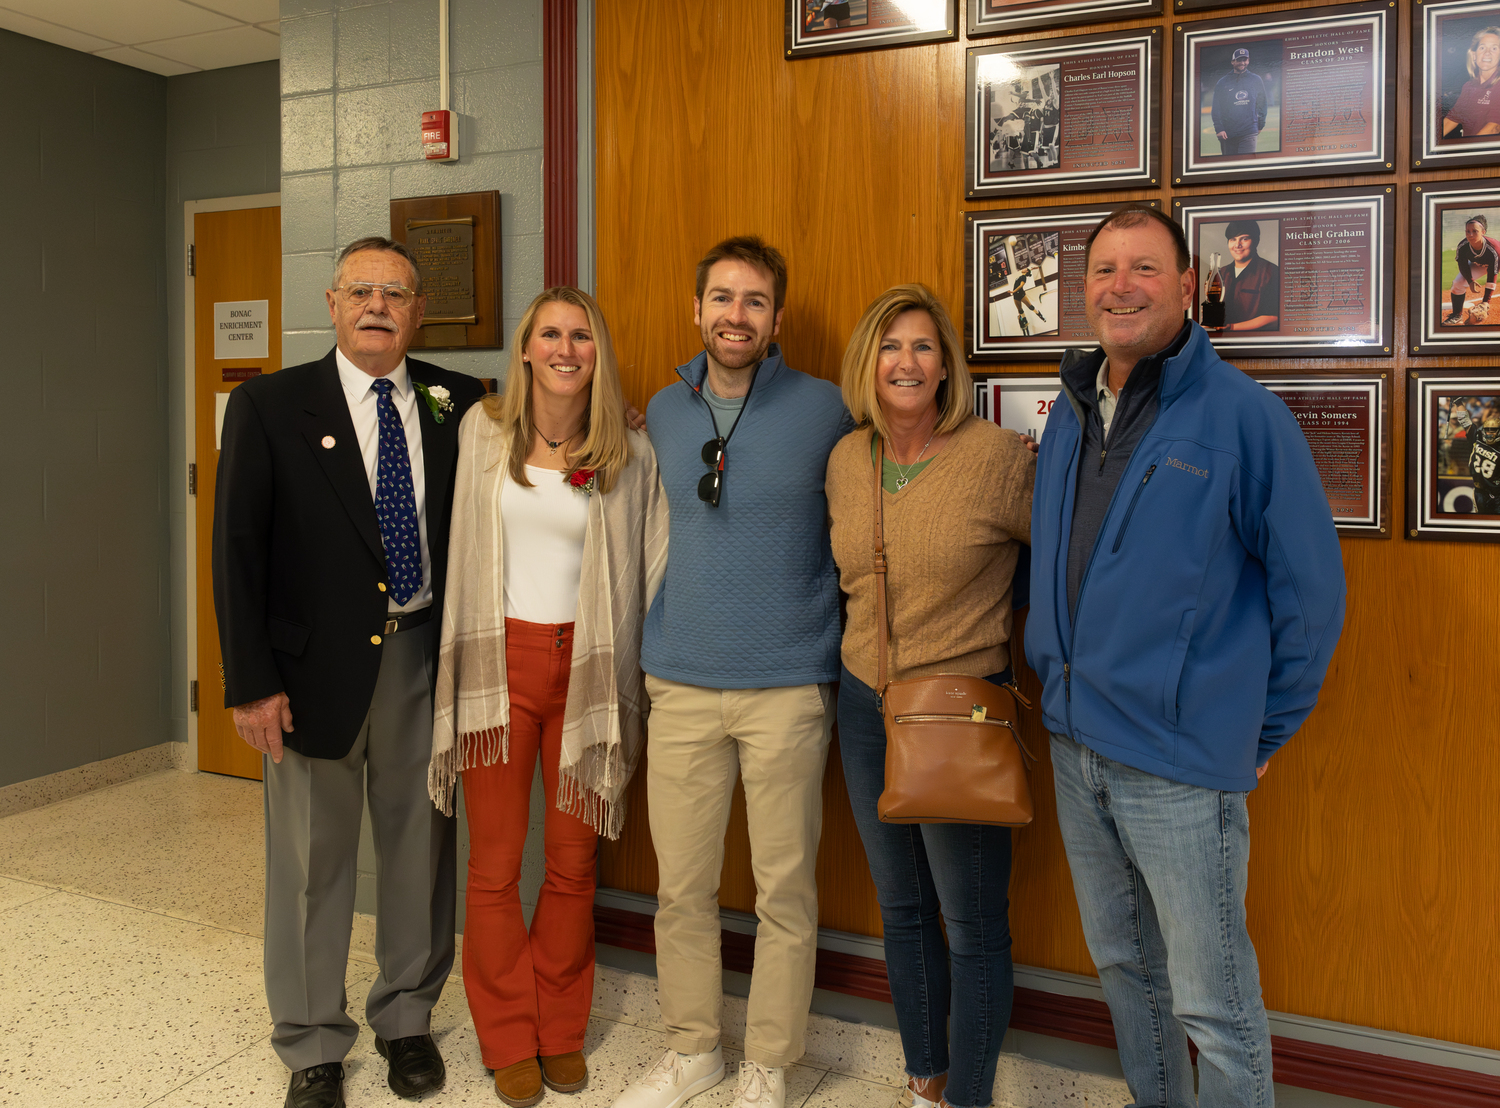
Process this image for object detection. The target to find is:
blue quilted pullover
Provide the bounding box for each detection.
[642,344,854,689]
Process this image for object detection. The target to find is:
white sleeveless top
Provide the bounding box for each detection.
[500,465,589,623]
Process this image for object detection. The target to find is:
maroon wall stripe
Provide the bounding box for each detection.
[593,904,1500,1107]
[542,0,578,289]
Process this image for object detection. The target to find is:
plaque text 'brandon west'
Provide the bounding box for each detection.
[407,218,477,323]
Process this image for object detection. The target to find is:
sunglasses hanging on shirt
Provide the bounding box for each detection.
[693,365,759,508]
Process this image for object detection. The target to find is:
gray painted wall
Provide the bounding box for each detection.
[278,0,548,925]
[0,31,170,789]
[166,61,282,746]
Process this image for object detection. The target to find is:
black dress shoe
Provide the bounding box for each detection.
[285,1063,345,1108]
[376,1033,446,1097]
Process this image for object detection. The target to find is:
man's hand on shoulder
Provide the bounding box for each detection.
[233,692,293,764]
[626,403,647,433]
[1018,432,1039,455]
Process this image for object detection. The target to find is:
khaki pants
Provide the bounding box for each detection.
[644,675,835,1067]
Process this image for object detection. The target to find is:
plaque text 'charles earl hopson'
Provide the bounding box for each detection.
[407,218,477,323]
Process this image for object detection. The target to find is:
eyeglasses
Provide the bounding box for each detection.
[333,282,420,307]
[698,438,724,507]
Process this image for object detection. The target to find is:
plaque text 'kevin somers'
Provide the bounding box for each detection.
[407,219,476,322]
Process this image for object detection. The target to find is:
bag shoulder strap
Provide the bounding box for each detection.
[872,432,891,699]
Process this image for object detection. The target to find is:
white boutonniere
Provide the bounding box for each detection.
[414,382,453,423]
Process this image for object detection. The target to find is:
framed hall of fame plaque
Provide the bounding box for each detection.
[965,201,1161,362]
[1413,0,1500,170]
[1409,179,1500,355]
[965,29,1161,199]
[1250,372,1391,536]
[1176,185,1394,359]
[1172,1,1396,187]
[390,190,502,350]
[1407,369,1500,541]
[785,0,956,59]
[968,0,1161,38]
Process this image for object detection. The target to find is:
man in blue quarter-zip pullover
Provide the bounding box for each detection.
[609,237,853,1108]
[1026,205,1345,1108]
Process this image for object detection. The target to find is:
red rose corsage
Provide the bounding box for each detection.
[566,468,596,496]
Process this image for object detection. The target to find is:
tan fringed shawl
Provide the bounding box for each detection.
[428,410,669,838]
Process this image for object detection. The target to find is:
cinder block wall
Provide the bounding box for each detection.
[278,0,548,926]
[278,0,544,377]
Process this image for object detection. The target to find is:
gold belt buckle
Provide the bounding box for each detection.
[384,618,399,635]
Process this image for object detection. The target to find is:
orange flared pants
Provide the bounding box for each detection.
[459,619,599,1070]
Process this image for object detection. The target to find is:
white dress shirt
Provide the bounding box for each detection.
[335,348,432,613]
[1096,361,1118,437]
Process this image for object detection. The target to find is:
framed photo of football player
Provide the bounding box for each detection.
[1250,373,1391,536]
[965,201,1162,362]
[784,0,956,59]
[1175,185,1394,359]
[965,28,1161,199]
[1172,1,1396,187]
[968,0,1160,38]
[1409,180,1500,355]
[1413,0,1500,170]
[1406,369,1500,541]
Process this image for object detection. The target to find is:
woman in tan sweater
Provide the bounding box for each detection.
[825,284,1034,1108]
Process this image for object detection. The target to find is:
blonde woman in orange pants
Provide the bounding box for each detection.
[429,287,668,1106]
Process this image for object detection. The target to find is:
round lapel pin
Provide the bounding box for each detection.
[321,435,336,449]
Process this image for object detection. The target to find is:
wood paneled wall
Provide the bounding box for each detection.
[594,0,1497,1049]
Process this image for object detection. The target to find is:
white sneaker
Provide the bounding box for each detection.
[732,1061,785,1108]
[610,1047,725,1108]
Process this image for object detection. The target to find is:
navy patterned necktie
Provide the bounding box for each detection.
[371,378,422,605]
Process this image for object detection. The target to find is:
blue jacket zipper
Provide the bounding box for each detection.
[1110,464,1157,554]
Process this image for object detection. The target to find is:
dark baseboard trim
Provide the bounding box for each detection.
[592,904,1499,1108]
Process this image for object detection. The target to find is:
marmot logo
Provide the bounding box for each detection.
[1166,456,1209,478]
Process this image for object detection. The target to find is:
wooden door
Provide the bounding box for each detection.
[195,206,282,779]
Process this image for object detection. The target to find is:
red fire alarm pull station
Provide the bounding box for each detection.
[422,110,457,162]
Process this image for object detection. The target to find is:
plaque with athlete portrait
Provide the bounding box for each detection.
[1172,1,1395,187]
[1413,0,1500,170]
[968,0,1160,38]
[964,201,1161,362]
[1409,180,1500,355]
[965,28,1161,199]
[1406,369,1500,542]
[972,375,1063,441]
[1250,373,1390,536]
[1175,185,1394,358]
[785,0,955,59]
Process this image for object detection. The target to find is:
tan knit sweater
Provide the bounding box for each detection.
[826,415,1034,689]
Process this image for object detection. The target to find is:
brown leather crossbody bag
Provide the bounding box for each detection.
[870,436,1036,826]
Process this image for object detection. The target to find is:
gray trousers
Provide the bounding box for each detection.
[262,618,457,1071]
[1219,132,1258,155]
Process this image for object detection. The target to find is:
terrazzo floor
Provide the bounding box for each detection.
[0,770,1128,1108]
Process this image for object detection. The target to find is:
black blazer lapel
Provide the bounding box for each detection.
[301,357,386,567]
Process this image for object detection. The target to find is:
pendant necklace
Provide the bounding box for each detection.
[538,425,580,455]
[889,431,935,490]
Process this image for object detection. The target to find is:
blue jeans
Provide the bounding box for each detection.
[838,666,1014,1108]
[1050,733,1273,1108]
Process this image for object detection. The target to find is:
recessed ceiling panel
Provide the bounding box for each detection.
[0,7,118,52]
[141,24,279,69]
[2,0,236,46]
[92,44,199,75]
[193,0,279,24]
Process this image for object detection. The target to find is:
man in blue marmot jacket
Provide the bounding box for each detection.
[1026,205,1344,1108]
[610,237,852,1108]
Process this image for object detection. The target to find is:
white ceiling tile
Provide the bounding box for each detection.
[137,24,279,69]
[189,0,278,22]
[0,6,120,51]
[1,0,236,45]
[255,21,279,36]
[92,44,200,75]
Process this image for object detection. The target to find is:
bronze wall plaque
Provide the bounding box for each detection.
[406,218,477,323]
[390,191,502,350]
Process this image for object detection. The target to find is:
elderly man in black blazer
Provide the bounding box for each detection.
[213,236,484,1108]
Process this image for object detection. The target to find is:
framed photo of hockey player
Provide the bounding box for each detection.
[968,0,1160,38]
[1172,1,1396,187]
[1412,0,1500,170]
[965,201,1162,362]
[1250,373,1390,536]
[1175,185,1394,359]
[785,0,956,59]
[964,28,1161,199]
[1410,180,1500,355]
[1406,369,1500,542]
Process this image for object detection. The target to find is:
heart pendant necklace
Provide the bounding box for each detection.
[890,431,935,491]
